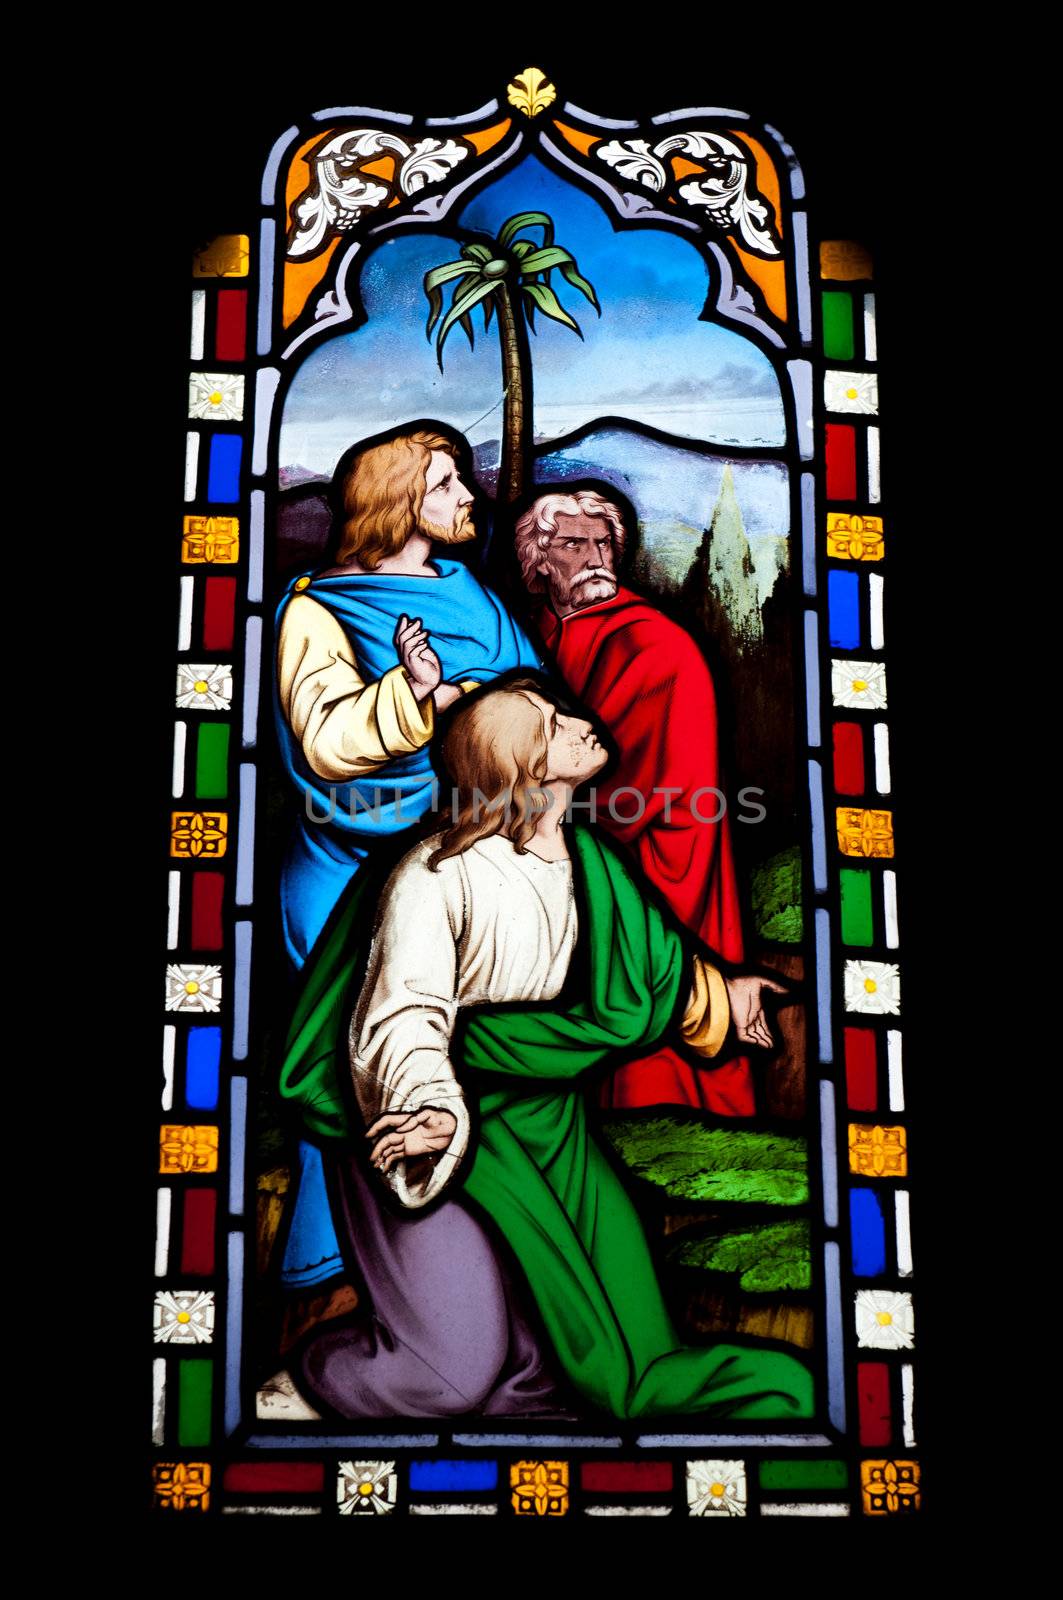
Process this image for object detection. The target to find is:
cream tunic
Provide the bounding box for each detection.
[349,831,730,1211]
[350,833,578,1209]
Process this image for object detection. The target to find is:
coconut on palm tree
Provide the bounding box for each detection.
[424,211,599,504]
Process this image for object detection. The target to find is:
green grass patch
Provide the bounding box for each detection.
[668,1218,811,1293]
[751,845,803,943]
[601,1116,808,1205]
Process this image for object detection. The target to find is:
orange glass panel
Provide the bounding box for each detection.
[360,154,396,182]
[466,119,511,154]
[553,120,599,156]
[726,129,787,323]
[281,129,342,329]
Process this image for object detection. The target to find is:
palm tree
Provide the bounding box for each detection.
[424,211,599,504]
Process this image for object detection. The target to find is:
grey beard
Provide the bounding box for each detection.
[563,571,617,609]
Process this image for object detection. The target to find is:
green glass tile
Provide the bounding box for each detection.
[196,723,230,798]
[821,291,854,360]
[839,867,874,946]
[177,1359,213,1446]
[759,1459,848,1491]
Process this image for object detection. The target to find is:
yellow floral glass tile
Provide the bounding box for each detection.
[849,1123,908,1178]
[182,516,240,565]
[170,812,228,859]
[153,1462,211,1511]
[827,513,884,561]
[837,807,895,858]
[160,1125,219,1175]
[507,67,556,118]
[193,235,250,278]
[820,240,873,281]
[861,1459,920,1515]
[511,1460,569,1516]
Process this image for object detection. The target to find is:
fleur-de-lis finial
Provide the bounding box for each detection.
[507,67,556,118]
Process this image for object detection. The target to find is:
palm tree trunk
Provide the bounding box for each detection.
[495,283,530,505]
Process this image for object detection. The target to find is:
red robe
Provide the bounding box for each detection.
[536,588,755,1115]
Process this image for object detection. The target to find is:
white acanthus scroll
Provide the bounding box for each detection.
[288,130,471,258]
[595,130,780,256]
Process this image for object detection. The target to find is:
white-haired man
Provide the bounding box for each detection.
[514,487,755,1116]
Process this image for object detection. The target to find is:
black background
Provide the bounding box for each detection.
[54,44,975,1540]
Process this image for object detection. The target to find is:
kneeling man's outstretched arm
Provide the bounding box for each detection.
[681,954,792,1055]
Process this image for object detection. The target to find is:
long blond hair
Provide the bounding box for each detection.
[334,429,457,569]
[427,679,553,870]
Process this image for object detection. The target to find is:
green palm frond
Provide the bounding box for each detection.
[436,277,497,368]
[521,280,584,337]
[423,212,599,369]
[423,258,478,339]
[499,212,554,250]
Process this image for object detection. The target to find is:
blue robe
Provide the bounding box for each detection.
[274,558,539,1286]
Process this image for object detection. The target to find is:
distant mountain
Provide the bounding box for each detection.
[279,464,329,489]
[535,426,790,549]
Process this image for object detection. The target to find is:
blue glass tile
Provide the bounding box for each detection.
[409,1460,499,1492]
[850,1187,887,1277]
[828,570,861,648]
[186,1026,222,1109]
[207,434,243,502]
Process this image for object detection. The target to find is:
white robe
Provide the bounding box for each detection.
[350,833,578,1209]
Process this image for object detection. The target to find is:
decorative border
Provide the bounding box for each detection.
[151,81,920,1519]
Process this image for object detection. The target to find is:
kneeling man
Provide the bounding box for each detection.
[286,679,813,1422]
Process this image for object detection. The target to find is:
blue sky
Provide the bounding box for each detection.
[280,156,785,476]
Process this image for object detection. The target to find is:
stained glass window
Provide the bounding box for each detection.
[147,66,929,1522]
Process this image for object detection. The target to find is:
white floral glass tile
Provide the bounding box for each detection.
[188,372,245,421]
[165,965,223,1014]
[686,1459,747,1517]
[154,1289,216,1345]
[176,664,233,711]
[832,658,888,711]
[337,1461,397,1515]
[855,1289,915,1350]
[825,370,879,414]
[844,959,901,1016]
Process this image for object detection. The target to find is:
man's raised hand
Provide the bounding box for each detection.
[367,1108,458,1174]
[724,974,792,1049]
[394,613,442,701]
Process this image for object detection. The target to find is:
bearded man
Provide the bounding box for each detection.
[272,425,538,1293]
[514,487,755,1116]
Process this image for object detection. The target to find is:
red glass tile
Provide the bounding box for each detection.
[844,1027,878,1111]
[580,1462,674,1493]
[181,1188,216,1274]
[858,1362,892,1446]
[223,1463,326,1493]
[215,290,247,361]
[203,577,237,651]
[833,722,865,795]
[191,873,225,950]
[825,423,857,500]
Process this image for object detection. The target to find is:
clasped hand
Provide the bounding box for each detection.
[393,615,463,710]
[394,614,441,700]
[367,1108,458,1174]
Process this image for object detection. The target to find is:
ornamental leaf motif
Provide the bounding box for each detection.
[288,130,470,259]
[596,138,668,192]
[595,130,780,256]
[400,138,469,195]
[507,67,556,118]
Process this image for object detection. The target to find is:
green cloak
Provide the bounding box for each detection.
[280,826,814,1421]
